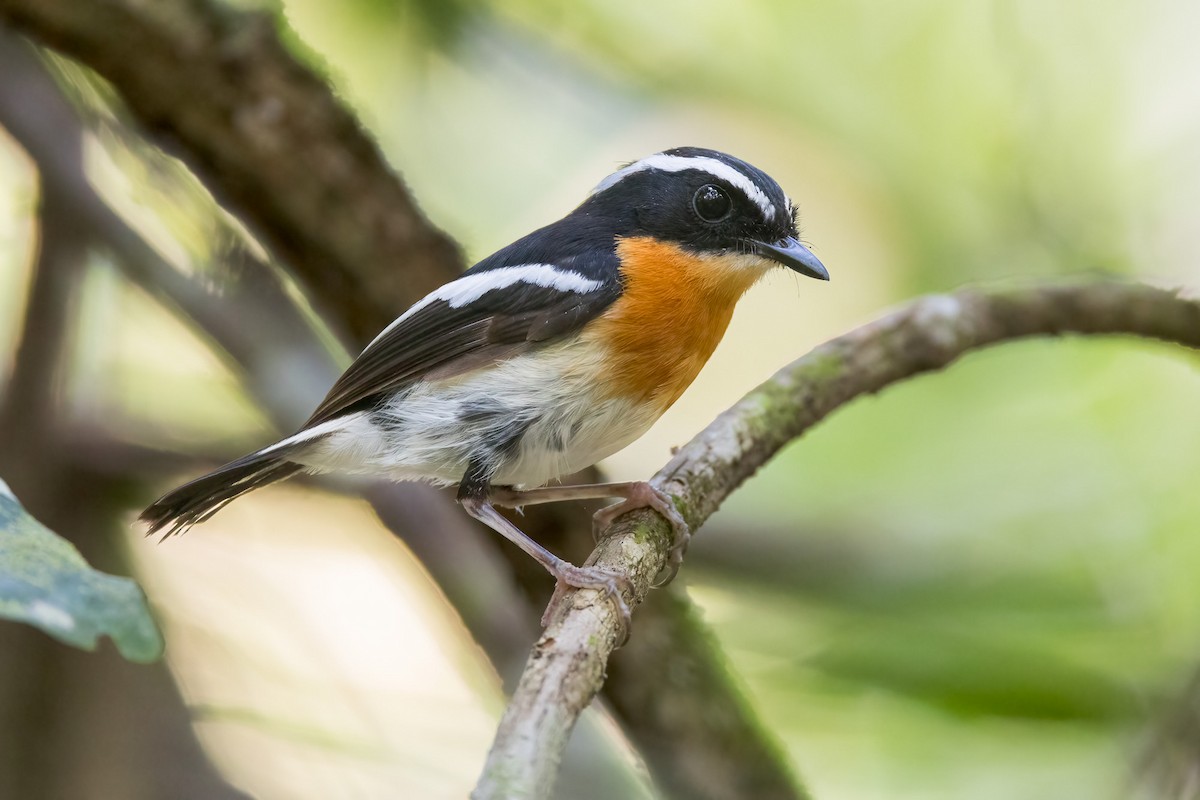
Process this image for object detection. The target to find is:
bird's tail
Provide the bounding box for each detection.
[140,443,307,538]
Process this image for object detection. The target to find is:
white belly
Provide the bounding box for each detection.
[295,339,662,488]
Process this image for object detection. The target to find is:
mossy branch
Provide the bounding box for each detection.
[473,279,1200,800]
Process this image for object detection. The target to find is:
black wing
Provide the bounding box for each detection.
[304,248,621,427]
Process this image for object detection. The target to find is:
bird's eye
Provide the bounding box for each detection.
[692,184,732,222]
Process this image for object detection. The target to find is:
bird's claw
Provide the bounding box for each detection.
[541,563,633,646]
[591,482,690,587]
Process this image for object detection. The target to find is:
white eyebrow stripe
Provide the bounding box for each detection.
[363,264,604,351]
[593,154,776,220]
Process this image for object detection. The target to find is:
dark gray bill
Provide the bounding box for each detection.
[747,236,829,280]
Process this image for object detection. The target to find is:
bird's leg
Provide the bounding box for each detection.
[458,477,633,633]
[489,481,690,587]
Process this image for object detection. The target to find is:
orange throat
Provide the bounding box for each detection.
[586,236,768,412]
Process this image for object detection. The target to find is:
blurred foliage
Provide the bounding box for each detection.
[3,0,1200,797]
[0,479,162,662]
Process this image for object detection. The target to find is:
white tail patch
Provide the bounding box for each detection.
[255,416,352,456]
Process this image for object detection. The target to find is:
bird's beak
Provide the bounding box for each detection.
[747,236,829,281]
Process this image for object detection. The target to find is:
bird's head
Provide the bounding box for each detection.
[581,146,829,282]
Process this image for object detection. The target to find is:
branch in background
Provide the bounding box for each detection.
[473,280,1200,800]
[1134,664,1200,800]
[0,0,462,345]
[0,36,85,466]
[0,45,90,502]
[0,184,81,458]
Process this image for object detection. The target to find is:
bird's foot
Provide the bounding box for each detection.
[591,481,690,587]
[541,562,633,645]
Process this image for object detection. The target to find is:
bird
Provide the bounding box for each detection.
[141,146,829,629]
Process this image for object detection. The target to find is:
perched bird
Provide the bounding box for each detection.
[141,147,828,626]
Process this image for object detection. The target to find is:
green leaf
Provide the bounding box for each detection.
[0,479,163,662]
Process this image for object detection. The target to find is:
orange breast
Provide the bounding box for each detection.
[584,236,767,413]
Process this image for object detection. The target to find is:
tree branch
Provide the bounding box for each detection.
[1134,662,1200,799]
[0,0,463,344]
[473,279,1200,800]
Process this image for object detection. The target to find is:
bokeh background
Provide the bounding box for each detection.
[3,0,1200,798]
